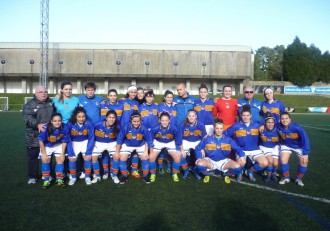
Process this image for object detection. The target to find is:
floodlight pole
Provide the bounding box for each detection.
[40,0,49,88]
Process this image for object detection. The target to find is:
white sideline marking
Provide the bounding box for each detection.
[232,179,330,204]
[301,125,330,131]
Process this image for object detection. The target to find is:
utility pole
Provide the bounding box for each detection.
[40,0,49,88]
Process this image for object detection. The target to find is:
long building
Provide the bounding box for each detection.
[0,42,254,95]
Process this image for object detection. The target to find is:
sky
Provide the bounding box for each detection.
[1,0,329,53]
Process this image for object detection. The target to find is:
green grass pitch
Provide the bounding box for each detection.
[0,112,329,231]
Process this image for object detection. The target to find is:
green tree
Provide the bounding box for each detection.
[283,36,315,86]
[320,51,330,83]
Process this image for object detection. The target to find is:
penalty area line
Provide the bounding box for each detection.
[232,179,330,204]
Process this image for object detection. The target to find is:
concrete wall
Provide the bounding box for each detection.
[0,43,253,94]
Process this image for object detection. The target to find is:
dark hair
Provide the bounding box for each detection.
[130,110,141,122]
[105,110,119,134]
[69,107,86,125]
[137,87,144,92]
[214,118,224,127]
[108,89,118,95]
[163,90,174,102]
[240,104,251,115]
[222,85,232,91]
[280,111,291,119]
[59,81,72,103]
[199,83,208,91]
[84,82,96,90]
[145,89,154,97]
[183,109,197,126]
[47,113,63,134]
[159,111,171,121]
[264,112,275,122]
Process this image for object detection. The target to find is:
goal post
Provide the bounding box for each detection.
[24,97,34,105]
[0,97,9,111]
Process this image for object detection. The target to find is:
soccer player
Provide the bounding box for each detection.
[149,112,184,183]
[78,82,105,124]
[66,107,95,186]
[213,85,238,130]
[38,113,70,189]
[139,90,159,130]
[100,89,123,124]
[180,109,206,180]
[53,81,79,123]
[158,90,178,173]
[260,88,285,123]
[259,112,280,182]
[135,87,146,105]
[277,112,310,187]
[193,83,214,135]
[225,105,268,182]
[93,110,120,184]
[195,119,245,184]
[114,111,152,184]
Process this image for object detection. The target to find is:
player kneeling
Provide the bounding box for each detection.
[195,119,245,184]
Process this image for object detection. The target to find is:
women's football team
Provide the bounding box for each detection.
[38,82,310,189]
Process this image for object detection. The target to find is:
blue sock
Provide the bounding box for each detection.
[158,152,164,169]
[141,160,149,177]
[42,162,51,181]
[112,160,119,177]
[281,163,290,178]
[84,159,92,178]
[149,161,157,174]
[131,155,139,172]
[55,163,64,180]
[265,166,273,175]
[196,164,209,175]
[92,161,101,177]
[296,165,307,180]
[69,161,77,179]
[172,161,180,175]
[119,160,128,177]
[228,167,242,175]
[251,162,264,172]
[102,154,109,174]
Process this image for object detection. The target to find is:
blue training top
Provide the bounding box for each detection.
[78,95,105,124]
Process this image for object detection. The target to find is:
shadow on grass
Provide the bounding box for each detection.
[135,212,173,231]
[211,198,278,231]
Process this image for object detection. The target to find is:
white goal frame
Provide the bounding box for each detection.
[0,97,9,111]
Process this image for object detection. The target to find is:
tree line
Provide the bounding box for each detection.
[254,36,330,86]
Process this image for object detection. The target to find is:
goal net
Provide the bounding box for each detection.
[0,97,9,111]
[24,97,34,105]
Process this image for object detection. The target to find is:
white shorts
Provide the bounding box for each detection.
[39,143,63,158]
[153,140,176,152]
[260,145,279,159]
[205,125,214,136]
[120,143,145,155]
[280,145,303,157]
[92,141,116,156]
[70,140,88,157]
[243,149,264,164]
[182,140,201,155]
[204,157,230,172]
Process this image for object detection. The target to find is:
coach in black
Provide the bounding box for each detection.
[23,85,54,184]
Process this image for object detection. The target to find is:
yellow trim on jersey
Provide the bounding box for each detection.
[95,130,105,138]
[221,143,231,151]
[205,143,217,150]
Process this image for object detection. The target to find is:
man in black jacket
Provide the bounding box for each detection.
[23,86,54,184]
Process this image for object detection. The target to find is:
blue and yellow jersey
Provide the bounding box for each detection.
[100,101,123,124]
[78,95,105,124]
[180,121,206,142]
[260,99,285,123]
[38,123,70,147]
[193,98,214,126]
[117,123,153,148]
[259,128,279,148]
[139,102,159,129]
[151,124,182,147]
[119,98,139,126]
[158,103,178,126]
[238,97,261,123]
[195,134,244,161]
[276,122,310,155]
[93,121,119,143]
[66,120,95,155]
[225,121,260,151]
